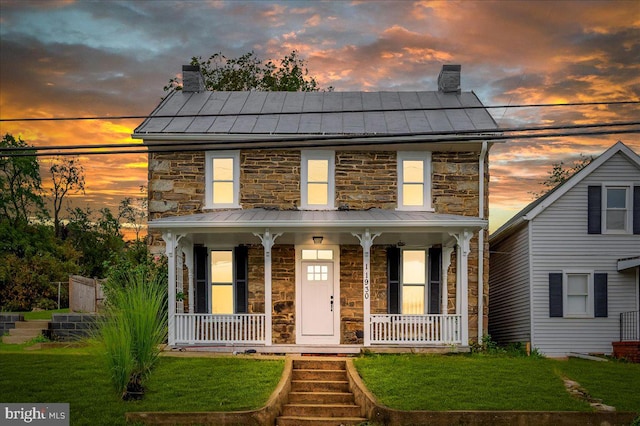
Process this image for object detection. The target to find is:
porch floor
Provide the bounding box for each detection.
[166,344,470,355]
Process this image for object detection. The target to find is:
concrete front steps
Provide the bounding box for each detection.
[277,358,367,426]
[2,320,49,344]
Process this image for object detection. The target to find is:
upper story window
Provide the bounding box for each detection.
[397,152,432,211]
[205,151,240,209]
[588,184,638,234]
[605,186,629,232]
[301,150,335,210]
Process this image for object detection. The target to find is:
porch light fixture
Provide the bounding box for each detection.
[312,236,324,245]
[397,241,406,247]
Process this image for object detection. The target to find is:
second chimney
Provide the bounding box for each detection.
[438,64,461,93]
[182,65,205,92]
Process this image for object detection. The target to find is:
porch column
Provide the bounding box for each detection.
[162,231,184,346]
[441,244,455,315]
[352,229,381,347]
[254,229,282,346]
[450,230,473,346]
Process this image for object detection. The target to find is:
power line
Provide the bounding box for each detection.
[1,100,638,122]
[3,127,639,157]
[2,121,639,153]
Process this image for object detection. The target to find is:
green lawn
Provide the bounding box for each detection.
[0,350,284,426]
[354,354,640,412]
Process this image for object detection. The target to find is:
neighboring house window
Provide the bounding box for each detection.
[605,186,629,232]
[301,150,335,210]
[549,272,607,318]
[397,152,432,211]
[204,246,249,314]
[205,151,240,209]
[387,247,442,315]
[588,184,640,234]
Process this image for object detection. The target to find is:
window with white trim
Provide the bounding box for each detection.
[604,186,629,232]
[211,250,233,314]
[205,151,240,209]
[565,273,591,317]
[401,249,427,314]
[397,152,432,211]
[301,150,335,210]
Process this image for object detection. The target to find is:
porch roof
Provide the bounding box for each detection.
[149,208,486,234]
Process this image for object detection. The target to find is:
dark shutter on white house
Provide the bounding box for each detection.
[633,186,640,235]
[194,245,208,313]
[587,186,602,234]
[549,273,563,317]
[387,247,400,314]
[428,247,442,314]
[234,246,249,314]
[594,273,608,318]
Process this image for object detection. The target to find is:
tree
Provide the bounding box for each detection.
[164,50,328,92]
[532,154,593,198]
[118,185,147,241]
[0,133,46,225]
[49,156,85,238]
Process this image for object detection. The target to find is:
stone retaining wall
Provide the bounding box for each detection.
[0,313,23,335]
[46,313,98,342]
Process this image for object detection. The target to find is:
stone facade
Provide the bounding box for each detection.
[149,146,490,345]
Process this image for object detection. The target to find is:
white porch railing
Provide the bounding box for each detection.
[369,314,462,344]
[174,313,266,345]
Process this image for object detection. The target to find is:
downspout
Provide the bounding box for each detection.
[478,141,488,342]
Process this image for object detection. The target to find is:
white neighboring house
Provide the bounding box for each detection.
[489,141,640,358]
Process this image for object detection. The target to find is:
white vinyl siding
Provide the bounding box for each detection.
[529,152,640,356]
[488,223,531,344]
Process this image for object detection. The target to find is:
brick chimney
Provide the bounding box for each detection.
[438,64,461,93]
[182,65,205,92]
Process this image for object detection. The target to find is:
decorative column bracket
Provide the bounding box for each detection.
[253,229,282,346]
[352,229,381,347]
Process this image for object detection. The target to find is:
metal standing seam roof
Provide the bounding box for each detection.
[148,208,487,230]
[133,90,499,136]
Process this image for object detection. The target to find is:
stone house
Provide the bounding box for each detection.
[133,65,500,352]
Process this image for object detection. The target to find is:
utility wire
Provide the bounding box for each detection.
[2,121,639,153]
[3,127,639,157]
[1,100,638,122]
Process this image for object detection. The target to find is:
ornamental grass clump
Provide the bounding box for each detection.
[98,264,167,400]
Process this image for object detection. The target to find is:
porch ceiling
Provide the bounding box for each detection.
[149,208,486,247]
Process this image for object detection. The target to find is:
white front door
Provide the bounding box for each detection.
[301,261,334,336]
[296,246,340,345]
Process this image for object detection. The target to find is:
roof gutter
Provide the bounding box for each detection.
[478,141,488,342]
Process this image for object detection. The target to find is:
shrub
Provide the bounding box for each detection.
[97,263,167,400]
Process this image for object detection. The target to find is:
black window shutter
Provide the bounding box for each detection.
[587,186,602,234]
[549,273,563,317]
[633,186,640,235]
[387,247,400,314]
[194,245,208,314]
[234,246,249,314]
[594,273,608,318]
[428,247,442,314]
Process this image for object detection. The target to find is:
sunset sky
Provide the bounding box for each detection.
[1,0,638,232]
